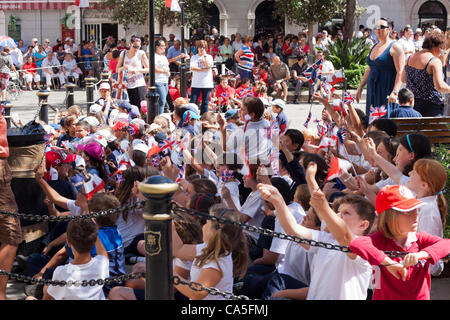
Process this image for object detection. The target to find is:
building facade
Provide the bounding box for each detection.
[0,0,448,48]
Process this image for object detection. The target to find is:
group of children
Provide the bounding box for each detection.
[5,65,448,301]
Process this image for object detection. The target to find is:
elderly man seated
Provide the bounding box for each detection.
[42,51,66,90]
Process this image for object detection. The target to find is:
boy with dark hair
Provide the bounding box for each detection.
[219,96,270,166]
[389,88,422,118]
[41,219,109,300]
[367,118,397,137]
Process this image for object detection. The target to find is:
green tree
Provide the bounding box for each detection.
[102,0,214,35]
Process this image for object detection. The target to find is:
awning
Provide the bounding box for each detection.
[0,1,102,11]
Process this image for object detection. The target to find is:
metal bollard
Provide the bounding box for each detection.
[37,90,50,124]
[100,72,110,83]
[84,77,96,111]
[1,101,12,128]
[146,86,160,124]
[64,83,77,109]
[138,175,179,300]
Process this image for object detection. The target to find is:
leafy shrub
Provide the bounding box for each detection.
[344,65,367,89]
[325,37,371,70]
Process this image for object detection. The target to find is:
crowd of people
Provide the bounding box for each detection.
[0,18,449,302]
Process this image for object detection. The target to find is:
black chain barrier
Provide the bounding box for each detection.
[170,202,450,261]
[0,200,144,223]
[0,201,448,300]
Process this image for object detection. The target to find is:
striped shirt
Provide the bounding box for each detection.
[238,45,254,72]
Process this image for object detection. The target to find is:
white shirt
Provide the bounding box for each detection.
[116,205,145,248]
[232,40,243,52]
[219,180,241,211]
[155,53,169,84]
[240,190,264,242]
[277,240,313,286]
[321,60,335,83]
[190,243,233,300]
[190,54,214,88]
[270,202,306,267]
[398,36,415,59]
[42,56,61,71]
[64,43,78,55]
[10,48,23,66]
[121,50,147,89]
[417,195,444,276]
[226,119,271,165]
[375,175,410,190]
[47,255,109,300]
[306,232,372,300]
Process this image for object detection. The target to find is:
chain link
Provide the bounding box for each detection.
[0,269,145,287]
[171,202,450,261]
[0,200,144,223]
[172,275,250,300]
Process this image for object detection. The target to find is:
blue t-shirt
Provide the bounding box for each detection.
[65,226,125,278]
[389,105,422,118]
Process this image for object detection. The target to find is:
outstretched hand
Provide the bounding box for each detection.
[257,183,284,207]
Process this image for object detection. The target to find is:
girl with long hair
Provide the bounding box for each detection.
[172,204,248,300]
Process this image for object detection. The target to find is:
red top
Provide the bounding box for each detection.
[282,43,292,56]
[169,85,180,101]
[0,113,9,158]
[23,62,37,74]
[349,231,450,300]
[215,84,235,105]
[108,59,118,73]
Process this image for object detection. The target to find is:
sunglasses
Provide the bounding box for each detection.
[132,45,140,49]
[375,25,389,30]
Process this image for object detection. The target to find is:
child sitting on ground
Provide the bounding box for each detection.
[27,219,109,300]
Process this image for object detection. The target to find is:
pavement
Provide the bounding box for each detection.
[4,87,450,300]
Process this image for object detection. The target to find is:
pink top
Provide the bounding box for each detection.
[349,231,450,300]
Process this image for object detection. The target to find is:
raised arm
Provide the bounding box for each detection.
[257,183,313,250]
[305,162,357,259]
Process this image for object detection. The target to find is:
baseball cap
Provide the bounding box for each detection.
[224,109,239,120]
[113,120,129,131]
[131,118,146,127]
[32,38,38,43]
[84,116,100,127]
[132,139,149,155]
[128,122,144,137]
[46,150,76,169]
[129,104,140,118]
[119,101,132,113]
[49,123,61,131]
[271,99,286,109]
[415,28,422,33]
[77,142,103,160]
[181,110,201,127]
[375,185,425,215]
[89,103,102,114]
[185,103,200,114]
[154,132,167,143]
[99,82,111,91]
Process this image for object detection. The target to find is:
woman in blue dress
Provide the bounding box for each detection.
[355,18,405,115]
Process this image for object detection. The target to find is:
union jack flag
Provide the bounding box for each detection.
[237,87,254,99]
[304,110,312,128]
[176,164,185,183]
[159,138,176,155]
[333,99,348,117]
[343,92,354,104]
[317,123,327,137]
[151,155,160,168]
[221,169,234,183]
[369,105,387,124]
[304,58,324,84]
[111,71,128,101]
[321,81,335,102]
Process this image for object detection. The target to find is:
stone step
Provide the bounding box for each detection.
[278,89,366,103]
